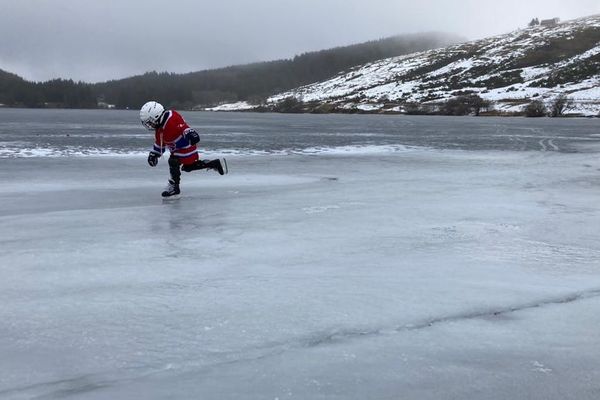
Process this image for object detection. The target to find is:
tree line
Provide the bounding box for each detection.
[0,70,96,108]
[0,32,461,109]
[269,93,579,117]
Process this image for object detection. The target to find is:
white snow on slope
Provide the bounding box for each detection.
[204,101,256,111]
[260,15,600,116]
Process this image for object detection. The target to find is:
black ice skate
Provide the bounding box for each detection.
[208,158,228,175]
[181,158,228,175]
[161,179,180,198]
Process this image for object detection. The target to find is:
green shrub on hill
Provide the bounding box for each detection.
[525,100,547,117]
[512,27,600,69]
[533,53,600,87]
[442,95,491,116]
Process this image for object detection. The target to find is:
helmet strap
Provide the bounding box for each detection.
[156,111,168,128]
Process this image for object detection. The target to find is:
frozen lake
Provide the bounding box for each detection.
[1,110,600,399]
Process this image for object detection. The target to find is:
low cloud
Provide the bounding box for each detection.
[0,0,597,82]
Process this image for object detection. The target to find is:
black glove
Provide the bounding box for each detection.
[147,152,159,167]
[184,129,200,145]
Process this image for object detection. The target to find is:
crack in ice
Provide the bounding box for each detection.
[297,287,600,348]
[5,288,600,398]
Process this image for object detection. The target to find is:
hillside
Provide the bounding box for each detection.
[255,15,600,116]
[0,32,461,109]
[94,32,461,109]
[0,69,34,106]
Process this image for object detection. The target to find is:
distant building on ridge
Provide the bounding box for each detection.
[541,18,560,27]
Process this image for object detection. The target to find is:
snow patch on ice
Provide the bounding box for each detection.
[302,205,341,214]
[532,361,553,374]
[0,146,147,158]
[0,144,422,159]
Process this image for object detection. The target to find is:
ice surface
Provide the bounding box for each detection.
[1,112,600,399]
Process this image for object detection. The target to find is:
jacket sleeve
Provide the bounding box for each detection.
[151,131,166,156]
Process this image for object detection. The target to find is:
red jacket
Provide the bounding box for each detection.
[151,110,199,165]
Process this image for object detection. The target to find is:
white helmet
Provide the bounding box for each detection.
[140,101,165,130]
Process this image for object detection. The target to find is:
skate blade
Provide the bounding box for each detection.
[162,194,181,201]
[221,158,229,174]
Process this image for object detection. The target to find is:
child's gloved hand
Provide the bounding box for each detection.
[184,129,200,145]
[147,152,159,167]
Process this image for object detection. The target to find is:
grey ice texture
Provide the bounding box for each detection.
[1,110,600,399]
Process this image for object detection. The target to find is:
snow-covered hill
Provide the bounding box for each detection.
[258,15,600,116]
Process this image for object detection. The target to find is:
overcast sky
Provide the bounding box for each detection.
[1,0,598,83]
